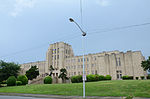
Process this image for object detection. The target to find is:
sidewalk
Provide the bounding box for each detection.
[0,93,150,99]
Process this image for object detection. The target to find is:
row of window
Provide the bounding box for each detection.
[65,56,97,63]
[66,64,96,69]
[68,70,98,76]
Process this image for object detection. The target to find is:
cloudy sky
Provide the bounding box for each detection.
[0,0,150,64]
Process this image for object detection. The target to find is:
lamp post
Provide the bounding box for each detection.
[69,18,86,98]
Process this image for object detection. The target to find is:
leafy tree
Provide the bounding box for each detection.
[0,60,20,82]
[25,65,39,80]
[58,68,68,83]
[141,56,150,72]
[49,65,54,76]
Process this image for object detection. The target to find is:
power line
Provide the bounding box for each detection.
[88,22,150,35]
[0,22,150,59]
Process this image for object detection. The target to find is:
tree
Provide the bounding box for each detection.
[0,60,20,82]
[25,65,39,80]
[141,56,150,72]
[49,65,54,76]
[58,68,68,83]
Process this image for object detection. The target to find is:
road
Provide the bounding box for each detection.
[0,96,56,99]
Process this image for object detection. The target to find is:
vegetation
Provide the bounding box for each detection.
[6,76,16,86]
[141,56,150,72]
[0,60,20,83]
[25,65,39,80]
[122,76,133,80]
[17,75,28,85]
[58,68,68,83]
[0,80,150,97]
[16,81,22,86]
[71,74,111,83]
[104,75,112,80]
[49,65,54,76]
[44,76,52,84]
[71,75,82,83]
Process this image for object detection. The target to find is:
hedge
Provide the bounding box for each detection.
[6,76,16,86]
[71,75,82,83]
[104,75,112,80]
[122,76,133,80]
[17,75,28,85]
[140,76,144,80]
[16,81,22,86]
[147,75,150,79]
[44,76,52,84]
[71,74,111,83]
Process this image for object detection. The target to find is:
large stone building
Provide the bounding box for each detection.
[21,42,147,82]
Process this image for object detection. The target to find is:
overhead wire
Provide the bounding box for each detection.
[0,22,150,59]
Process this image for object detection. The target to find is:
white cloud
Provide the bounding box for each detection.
[96,0,110,7]
[10,0,36,17]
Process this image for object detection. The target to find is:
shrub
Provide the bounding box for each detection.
[1,81,7,84]
[6,76,16,86]
[122,76,133,80]
[99,75,105,81]
[71,75,82,83]
[104,75,111,80]
[16,81,22,86]
[44,76,52,84]
[147,75,150,79]
[86,74,96,82]
[140,76,144,80]
[136,77,139,80]
[17,75,28,85]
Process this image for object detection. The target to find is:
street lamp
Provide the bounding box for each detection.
[69,18,86,98]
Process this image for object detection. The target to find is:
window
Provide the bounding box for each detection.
[116,57,121,66]
[78,59,80,62]
[74,72,76,75]
[57,48,59,53]
[81,58,83,62]
[55,49,56,54]
[87,58,89,61]
[57,55,59,59]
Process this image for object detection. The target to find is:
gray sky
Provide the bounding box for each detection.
[0,0,150,64]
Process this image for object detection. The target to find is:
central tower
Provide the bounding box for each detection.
[45,42,74,78]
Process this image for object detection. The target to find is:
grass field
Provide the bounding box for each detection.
[0,80,150,97]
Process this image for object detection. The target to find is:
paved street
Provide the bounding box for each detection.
[0,96,55,99]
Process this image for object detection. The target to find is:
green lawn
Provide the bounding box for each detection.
[0,80,150,97]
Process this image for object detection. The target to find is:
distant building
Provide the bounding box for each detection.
[21,42,147,82]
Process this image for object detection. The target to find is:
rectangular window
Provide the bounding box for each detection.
[87,58,89,61]
[57,55,59,59]
[78,59,80,62]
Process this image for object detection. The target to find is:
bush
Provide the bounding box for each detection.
[1,81,7,84]
[136,77,139,80]
[122,76,133,80]
[71,75,82,83]
[44,76,52,84]
[86,74,96,82]
[17,75,28,85]
[140,76,144,80]
[6,76,16,86]
[104,75,111,80]
[147,75,150,79]
[99,75,105,81]
[16,81,22,86]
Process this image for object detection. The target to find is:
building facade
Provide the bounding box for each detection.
[21,42,146,81]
